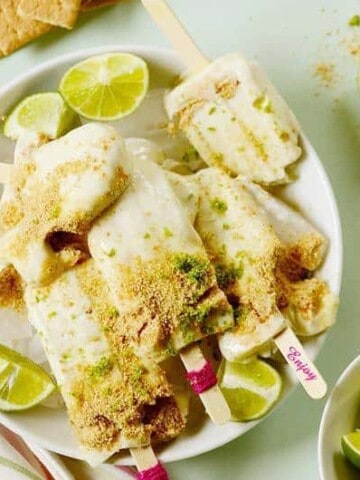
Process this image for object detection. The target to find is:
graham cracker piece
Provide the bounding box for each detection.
[18,0,82,29]
[81,0,122,10]
[0,0,51,58]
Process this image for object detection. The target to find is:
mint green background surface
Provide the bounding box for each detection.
[0,1,359,478]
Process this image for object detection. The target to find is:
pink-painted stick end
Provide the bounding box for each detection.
[136,462,169,480]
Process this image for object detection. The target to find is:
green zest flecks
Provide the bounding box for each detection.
[107,307,119,318]
[88,357,113,379]
[181,145,200,163]
[163,227,173,238]
[253,94,273,113]
[179,304,212,343]
[215,262,243,290]
[173,253,210,283]
[349,14,360,26]
[50,204,61,219]
[210,197,228,214]
[164,342,177,357]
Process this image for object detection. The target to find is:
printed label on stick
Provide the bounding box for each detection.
[287,346,317,381]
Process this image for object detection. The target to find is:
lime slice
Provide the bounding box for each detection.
[3,92,79,140]
[342,431,360,470]
[59,53,149,121]
[218,357,282,421]
[0,344,55,411]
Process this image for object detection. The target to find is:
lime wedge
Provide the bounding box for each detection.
[59,53,149,121]
[3,92,79,140]
[342,431,360,470]
[218,357,282,421]
[0,344,55,411]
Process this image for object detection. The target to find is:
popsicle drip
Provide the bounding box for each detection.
[185,360,217,394]
[136,462,169,480]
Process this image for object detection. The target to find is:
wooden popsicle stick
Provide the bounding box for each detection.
[141,0,208,72]
[130,446,159,471]
[274,327,327,399]
[180,344,231,425]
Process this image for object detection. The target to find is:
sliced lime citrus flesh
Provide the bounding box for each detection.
[342,431,360,470]
[59,53,149,121]
[218,357,282,421]
[0,344,55,411]
[3,92,79,140]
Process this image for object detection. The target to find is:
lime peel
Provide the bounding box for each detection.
[342,431,360,470]
[59,53,149,121]
[0,344,55,411]
[218,357,282,421]
[3,92,79,140]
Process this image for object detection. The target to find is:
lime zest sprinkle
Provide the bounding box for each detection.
[50,204,61,219]
[88,357,113,379]
[107,306,119,317]
[210,197,228,214]
[174,253,209,283]
[163,227,173,238]
[253,94,273,113]
[215,262,243,289]
[349,14,360,26]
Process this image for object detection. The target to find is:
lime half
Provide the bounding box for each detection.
[0,344,55,411]
[59,53,149,121]
[3,92,79,140]
[342,431,360,470]
[218,357,282,421]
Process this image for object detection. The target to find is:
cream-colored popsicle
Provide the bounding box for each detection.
[245,182,327,270]
[190,168,286,361]
[25,260,186,466]
[0,124,131,286]
[244,182,338,336]
[88,155,233,363]
[169,167,337,347]
[165,53,302,185]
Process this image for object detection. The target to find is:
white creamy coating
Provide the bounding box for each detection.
[0,124,132,286]
[25,265,123,466]
[193,168,286,361]
[166,171,200,225]
[165,53,302,184]
[0,132,47,210]
[88,154,233,358]
[88,155,203,264]
[245,180,327,255]
[25,269,110,390]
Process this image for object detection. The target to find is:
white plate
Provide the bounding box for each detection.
[0,45,343,465]
[318,355,360,480]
